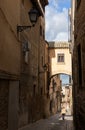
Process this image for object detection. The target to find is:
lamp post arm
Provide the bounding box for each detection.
[17,25,34,33]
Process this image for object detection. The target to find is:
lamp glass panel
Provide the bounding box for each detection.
[29,8,38,25]
[30,13,37,23]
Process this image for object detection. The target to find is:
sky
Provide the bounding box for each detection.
[45,0,71,42]
[60,74,70,85]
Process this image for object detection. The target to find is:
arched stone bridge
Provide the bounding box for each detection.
[49,41,72,78]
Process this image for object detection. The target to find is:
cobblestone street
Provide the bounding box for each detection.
[19,114,74,130]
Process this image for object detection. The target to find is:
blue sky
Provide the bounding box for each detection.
[60,74,69,85]
[57,0,70,9]
[45,0,71,41]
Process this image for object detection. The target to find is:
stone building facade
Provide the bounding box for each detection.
[48,41,72,115]
[49,75,61,115]
[0,0,49,130]
[61,85,72,115]
[0,1,21,130]
[72,0,85,129]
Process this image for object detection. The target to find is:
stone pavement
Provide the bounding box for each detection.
[19,114,74,130]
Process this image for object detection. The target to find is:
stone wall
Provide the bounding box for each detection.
[0,80,9,130]
[73,0,85,129]
[49,75,61,115]
[0,6,20,75]
[0,0,49,129]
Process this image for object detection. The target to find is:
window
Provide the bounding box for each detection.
[33,84,36,96]
[57,53,64,63]
[40,26,42,36]
[43,29,45,39]
[42,56,44,66]
[77,0,81,9]
[77,44,82,87]
[40,26,45,39]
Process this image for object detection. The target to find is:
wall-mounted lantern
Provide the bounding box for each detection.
[43,64,48,71]
[39,63,48,74]
[17,8,39,33]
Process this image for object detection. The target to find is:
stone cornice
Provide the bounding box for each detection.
[0,70,20,80]
[49,42,69,48]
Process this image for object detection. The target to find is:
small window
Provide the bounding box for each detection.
[43,30,45,39]
[77,0,81,9]
[40,26,42,36]
[57,53,64,63]
[33,84,36,96]
[42,56,44,66]
[77,44,82,87]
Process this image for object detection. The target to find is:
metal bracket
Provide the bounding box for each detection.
[17,25,32,33]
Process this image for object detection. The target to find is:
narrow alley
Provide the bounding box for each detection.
[1,0,85,130]
[19,113,74,130]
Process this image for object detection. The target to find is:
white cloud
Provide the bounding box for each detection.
[45,0,69,42]
[48,0,59,9]
[54,32,68,41]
